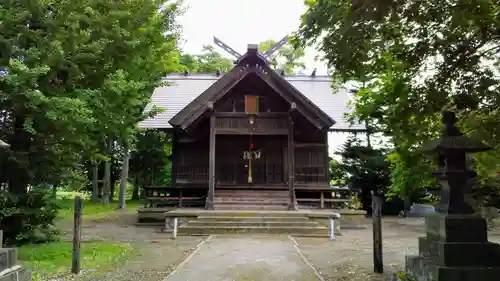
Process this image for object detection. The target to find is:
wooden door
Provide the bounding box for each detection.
[265,147,283,183]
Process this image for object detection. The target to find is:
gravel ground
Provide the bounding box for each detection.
[55,212,205,281]
[294,217,500,281]
[53,213,500,281]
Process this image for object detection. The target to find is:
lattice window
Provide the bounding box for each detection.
[244,95,259,114]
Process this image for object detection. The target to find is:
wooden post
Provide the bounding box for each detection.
[206,114,216,210]
[171,130,178,189]
[324,130,330,185]
[118,146,129,209]
[287,116,295,210]
[320,192,325,209]
[0,230,3,248]
[72,196,83,274]
[372,190,383,273]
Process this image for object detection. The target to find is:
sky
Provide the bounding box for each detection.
[176,0,355,156]
[177,0,329,75]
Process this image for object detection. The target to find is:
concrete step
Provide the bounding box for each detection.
[196,216,311,222]
[0,265,31,281]
[214,200,289,205]
[177,225,329,235]
[214,204,289,210]
[215,190,288,195]
[196,211,308,217]
[0,249,17,272]
[186,220,320,227]
[214,197,289,202]
[215,194,288,199]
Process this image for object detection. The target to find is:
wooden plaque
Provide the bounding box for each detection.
[244,95,259,114]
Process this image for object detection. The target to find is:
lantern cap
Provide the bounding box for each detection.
[0,139,9,148]
[420,111,491,153]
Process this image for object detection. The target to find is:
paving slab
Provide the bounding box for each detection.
[164,235,320,281]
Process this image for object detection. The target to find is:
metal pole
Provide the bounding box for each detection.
[173,217,178,239]
[329,218,335,240]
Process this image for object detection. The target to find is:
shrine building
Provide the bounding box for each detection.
[138,43,365,212]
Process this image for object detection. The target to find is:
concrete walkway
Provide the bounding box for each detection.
[164,235,321,281]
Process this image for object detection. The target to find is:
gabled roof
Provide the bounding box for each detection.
[139,73,366,132]
[167,49,335,130]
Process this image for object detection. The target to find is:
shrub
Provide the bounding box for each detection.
[0,189,60,246]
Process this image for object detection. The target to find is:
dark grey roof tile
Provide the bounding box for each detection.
[138,75,365,131]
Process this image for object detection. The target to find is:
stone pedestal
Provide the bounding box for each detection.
[0,248,31,281]
[401,212,500,281]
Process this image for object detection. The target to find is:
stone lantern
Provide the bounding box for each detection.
[401,111,500,281]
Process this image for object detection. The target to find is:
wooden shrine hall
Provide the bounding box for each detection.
[138,39,366,214]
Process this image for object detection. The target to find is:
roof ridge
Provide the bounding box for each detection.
[165,72,333,78]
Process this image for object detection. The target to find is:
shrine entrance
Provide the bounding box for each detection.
[215,135,287,185]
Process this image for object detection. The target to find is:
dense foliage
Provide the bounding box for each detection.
[0,189,59,245]
[0,0,183,244]
[179,39,307,75]
[298,0,500,199]
[129,130,172,196]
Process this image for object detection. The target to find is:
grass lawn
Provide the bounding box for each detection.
[56,191,142,221]
[18,240,135,280]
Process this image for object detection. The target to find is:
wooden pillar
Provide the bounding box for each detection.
[206,115,216,210]
[171,130,178,188]
[324,130,330,185]
[171,130,182,208]
[287,116,296,210]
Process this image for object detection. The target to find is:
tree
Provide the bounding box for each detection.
[0,0,184,243]
[180,45,234,73]
[259,38,306,74]
[331,137,392,213]
[0,0,95,195]
[73,0,183,204]
[297,0,500,197]
[129,130,172,200]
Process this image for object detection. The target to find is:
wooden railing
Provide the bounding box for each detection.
[142,186,207,208]
[295,186,352,209]
[215,117,287,135]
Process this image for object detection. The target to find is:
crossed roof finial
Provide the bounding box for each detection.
[212,35,290,60]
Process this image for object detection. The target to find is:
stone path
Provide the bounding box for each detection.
[165,235,321,281]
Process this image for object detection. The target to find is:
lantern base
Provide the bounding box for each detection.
[397,212,500,281]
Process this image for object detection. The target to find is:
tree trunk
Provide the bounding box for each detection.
[403,195,411,218]
[132,175,140,200]
[101,139,112,204]
[118,146,129,209]
[109,180,115,202]
[52,184,58,198]
[8,115,30,195]
[91,162,99,202]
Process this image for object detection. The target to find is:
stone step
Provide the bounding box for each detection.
[196,216,311,222]
[214,204,289,210]
[186,220,320,227]
[404,255,500,281]
[0,265,31,281]
[0,249,17,272]
[177,225,329,235]
[214,200,289,205]
[214,197,289,201]
[215,190,288,194]
[196,211,308,218]
[215,193,288,198]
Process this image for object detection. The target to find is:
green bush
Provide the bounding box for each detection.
[395,272,416,281]
[0,189,60,246]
